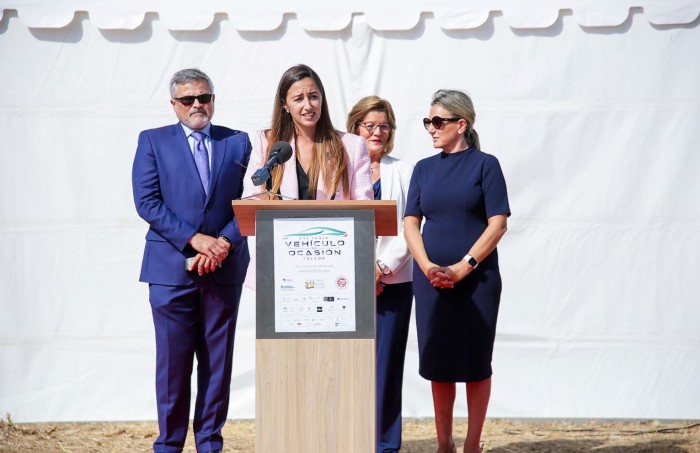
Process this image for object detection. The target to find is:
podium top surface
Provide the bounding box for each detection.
[232,199,398,237]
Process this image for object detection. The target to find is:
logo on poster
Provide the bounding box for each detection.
[283,226,349,257]
[336,276,348,289]
[284,227,347,238]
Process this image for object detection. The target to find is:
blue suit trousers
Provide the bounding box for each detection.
[149,280,243,453]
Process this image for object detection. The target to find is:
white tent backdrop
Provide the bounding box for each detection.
[1,1,699,423]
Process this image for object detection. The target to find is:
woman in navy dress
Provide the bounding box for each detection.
[404,89,510,453]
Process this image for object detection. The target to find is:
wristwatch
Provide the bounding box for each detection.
[376,260,391,275]
[463,254,478,269]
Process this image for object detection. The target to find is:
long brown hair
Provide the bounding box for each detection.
[265,64,349,199]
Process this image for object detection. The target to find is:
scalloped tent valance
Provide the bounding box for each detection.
[2,0,699,31]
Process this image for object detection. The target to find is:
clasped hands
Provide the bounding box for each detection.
[375,264,385,296]
[426,260,472,289]
[188,233,231,275]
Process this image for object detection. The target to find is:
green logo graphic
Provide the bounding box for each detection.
[284,227,347,238]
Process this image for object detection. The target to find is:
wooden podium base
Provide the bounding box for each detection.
[255,338,375,453]
[231,201,397,453]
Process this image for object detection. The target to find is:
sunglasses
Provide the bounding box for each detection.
[423,116,461,130]
[358,122,392,134]
[173,93,213,106]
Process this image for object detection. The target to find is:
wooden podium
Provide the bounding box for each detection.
[232,200,397,453]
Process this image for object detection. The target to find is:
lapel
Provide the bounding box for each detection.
[379,154,394,201]
[208,124,226,203]
[282,135,300,199]
[170,124,206,198]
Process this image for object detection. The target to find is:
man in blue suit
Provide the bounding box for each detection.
[132,68,251,453]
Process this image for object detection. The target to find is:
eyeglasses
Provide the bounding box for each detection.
[422,116,461,130]
[358,122,392,134]
[173,93,213,106]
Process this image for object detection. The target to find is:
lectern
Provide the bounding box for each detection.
[232,200,397,453]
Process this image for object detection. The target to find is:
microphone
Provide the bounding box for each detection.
[251,141,293,186]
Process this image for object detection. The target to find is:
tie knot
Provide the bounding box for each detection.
[191,131,206,141]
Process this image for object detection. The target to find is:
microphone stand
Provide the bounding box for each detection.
[239,191,296,201]
[239,176,296,201]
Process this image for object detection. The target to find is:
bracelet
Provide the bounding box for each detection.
[376,260,391,276]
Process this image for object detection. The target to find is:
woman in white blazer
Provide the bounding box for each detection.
[347,96,414,453]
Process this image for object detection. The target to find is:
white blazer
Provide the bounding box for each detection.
[376,154,414,284]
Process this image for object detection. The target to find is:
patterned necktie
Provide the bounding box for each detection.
[191,131,210,195]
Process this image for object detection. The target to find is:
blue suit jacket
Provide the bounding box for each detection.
[132,123,251,286]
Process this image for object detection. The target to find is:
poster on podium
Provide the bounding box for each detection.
[272,217,356,333]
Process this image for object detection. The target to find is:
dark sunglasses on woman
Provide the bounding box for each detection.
[422,116,461,130]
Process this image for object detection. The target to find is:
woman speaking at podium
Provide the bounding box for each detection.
[242,64,372,201]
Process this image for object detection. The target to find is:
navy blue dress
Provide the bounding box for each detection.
[404,147,510,382]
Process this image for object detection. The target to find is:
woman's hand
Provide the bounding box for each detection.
[375,263,385,296]
[376,281,385,296]
[426,266,452,288]
[427,260,473,288]
[446,260,472,284]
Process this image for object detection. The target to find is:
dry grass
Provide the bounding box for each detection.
[1,414,699,452]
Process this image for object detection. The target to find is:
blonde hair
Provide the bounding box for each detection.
[432,89,480,149]
[346,96,397,155]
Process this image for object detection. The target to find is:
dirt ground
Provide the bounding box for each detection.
[1,414,699,453]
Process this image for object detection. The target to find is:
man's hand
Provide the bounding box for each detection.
[217,236,232,261]
[187,253,219,275]
[189,233,229,262]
